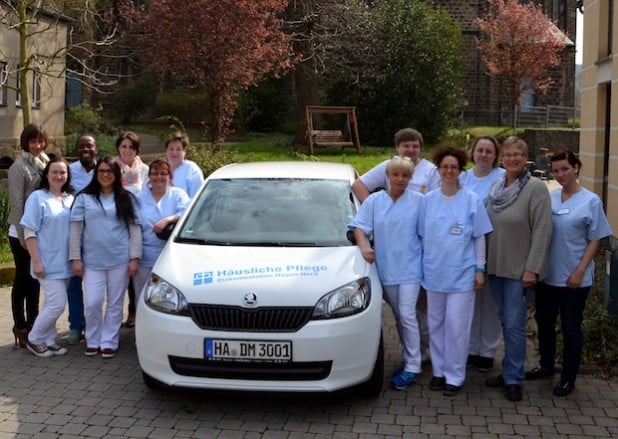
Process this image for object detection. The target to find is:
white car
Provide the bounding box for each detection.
[136,161,384,395]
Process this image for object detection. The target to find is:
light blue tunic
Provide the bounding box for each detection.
[171,160,204,199]
[348,190,423,286]
[459,167,506,201]
[69,161,95,193]
[71,192,141,270]
[20,190,74,279]
[543,188,612,287]
[137,187,190,267]
[419,188,493,293]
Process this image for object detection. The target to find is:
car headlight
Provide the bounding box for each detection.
[312,278,371,319]
[144,274,190,315]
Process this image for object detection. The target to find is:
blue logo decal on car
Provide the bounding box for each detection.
[193,272,213,285]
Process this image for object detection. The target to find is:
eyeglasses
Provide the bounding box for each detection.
[502,152,525,159]
[98,169,114,175]
[150,172,170,177]
[439,165,459,171]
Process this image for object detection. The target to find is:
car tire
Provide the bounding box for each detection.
[142,371,164,390]
[356,333,384,397]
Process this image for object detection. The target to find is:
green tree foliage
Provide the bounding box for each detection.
[321,0,465,145]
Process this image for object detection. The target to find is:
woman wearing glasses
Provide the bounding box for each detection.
[133,159,190,302]
[419,146,493,396]
[484,136,552,401]
[70,156,142,359]
[349,156,424,391]
[460,136,505,373]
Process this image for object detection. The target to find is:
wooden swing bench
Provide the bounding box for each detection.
[295,106,361,154]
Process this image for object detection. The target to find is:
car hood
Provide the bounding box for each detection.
[152,244,375,306]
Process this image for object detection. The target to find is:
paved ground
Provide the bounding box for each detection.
[0,286,617,438]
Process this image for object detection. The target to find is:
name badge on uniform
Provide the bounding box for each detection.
[449,225,463,235]
[556,208,570,215]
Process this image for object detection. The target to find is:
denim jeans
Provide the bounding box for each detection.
[534,282,589,383]
[67,275,85,331]
[489,275,532,385]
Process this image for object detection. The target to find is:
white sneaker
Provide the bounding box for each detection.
[47,343,68,356]
[27,341,53,358]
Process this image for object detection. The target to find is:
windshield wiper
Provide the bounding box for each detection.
[175,237,233,245]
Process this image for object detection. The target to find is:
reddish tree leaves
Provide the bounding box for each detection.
[124,0,294,143]
[475,0,569,111]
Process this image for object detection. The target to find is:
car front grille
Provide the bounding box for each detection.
[188,305,314,332]
[169,356,332,381]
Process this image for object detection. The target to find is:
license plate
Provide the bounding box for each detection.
[205,338,292,362]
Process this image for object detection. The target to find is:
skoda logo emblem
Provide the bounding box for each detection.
[242,292,258,307]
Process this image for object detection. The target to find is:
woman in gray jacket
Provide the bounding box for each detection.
[483,136,553,402]
[7,124,50,348]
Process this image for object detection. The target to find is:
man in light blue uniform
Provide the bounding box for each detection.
[352,128,439,360]
[66,134,98,344]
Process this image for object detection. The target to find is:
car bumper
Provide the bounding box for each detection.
[135,299,382,392]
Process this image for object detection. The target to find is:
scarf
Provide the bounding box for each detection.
[118,155,145,189]
[21,150,50,175]
[487,169,531,212]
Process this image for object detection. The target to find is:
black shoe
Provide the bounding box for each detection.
[443,384,462,396]
[525,366,555,380]
[429,376,446,390]
[485,374,505,388]
[553,380,574,396]
[466,354,479,368]
[504,384,523,401]
[476,356,494,373]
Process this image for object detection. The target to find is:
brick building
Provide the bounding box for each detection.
[432,0,577,126]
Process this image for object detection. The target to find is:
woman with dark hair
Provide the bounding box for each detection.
[525,150,611,396]
[460,135,505,373]
[114,131,149,328]
[7,123,50,347]
[20,157,74,357]
[420,146,493,396]
[69,156,142,359]
[133,159,189,303]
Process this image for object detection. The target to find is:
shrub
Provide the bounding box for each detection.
[65,104,104,134]
[155,91,211,125]
[111,77,159,124]
[187,144,242,178]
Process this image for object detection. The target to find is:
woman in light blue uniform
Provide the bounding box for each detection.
[526,150,611,396]
[134,159,190,301]
[420,146,493,396]
[349,156,424,391]
[70,156,142,359]
[459,135,505,373]
[165,132,204,199]
[21,157,74,357]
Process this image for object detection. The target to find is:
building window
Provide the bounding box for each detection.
[0,62,6,106]
[32,70,40,108]
[15,69,41,108]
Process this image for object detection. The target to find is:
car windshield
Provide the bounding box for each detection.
[177,178,356,246]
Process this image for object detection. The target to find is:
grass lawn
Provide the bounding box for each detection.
[227,133,395,174]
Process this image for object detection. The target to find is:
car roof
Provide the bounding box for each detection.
[208,161,358,181]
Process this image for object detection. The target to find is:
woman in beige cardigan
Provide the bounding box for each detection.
[7,124,50,348]
[483,136,553,402]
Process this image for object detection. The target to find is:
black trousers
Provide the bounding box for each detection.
[9,236,40,329]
